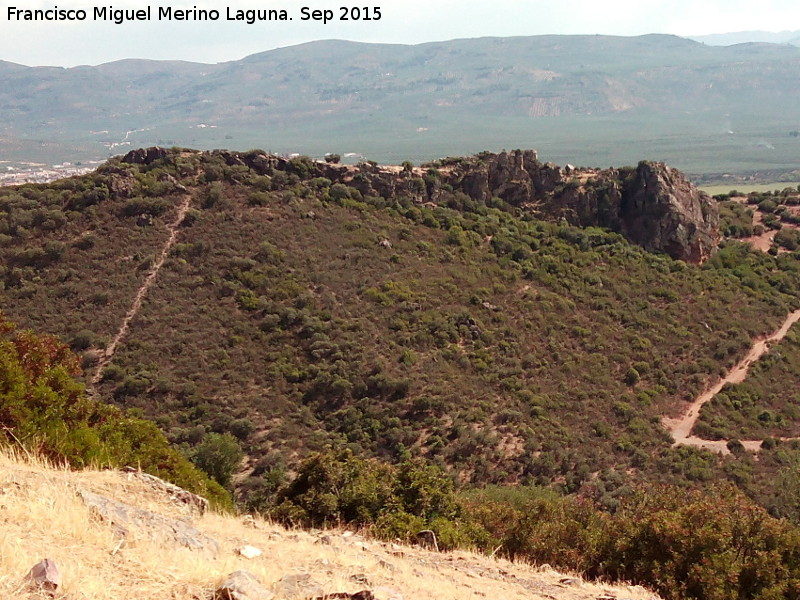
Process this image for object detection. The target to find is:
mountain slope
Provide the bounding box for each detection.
[3,147,800,510]
[3,35,800,173]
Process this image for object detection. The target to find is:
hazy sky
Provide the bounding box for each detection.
[2,0,799,66]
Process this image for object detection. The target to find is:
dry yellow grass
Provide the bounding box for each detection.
[0,449,662,600]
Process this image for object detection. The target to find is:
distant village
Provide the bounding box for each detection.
[0,162,102,187]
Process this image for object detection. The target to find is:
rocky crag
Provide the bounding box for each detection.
[122,147,718,264]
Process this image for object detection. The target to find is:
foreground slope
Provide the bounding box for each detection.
[0,449,660,600]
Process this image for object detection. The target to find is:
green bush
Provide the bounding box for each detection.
[0,314,231,510]
[191,432,243,488]
[600,484,798,600]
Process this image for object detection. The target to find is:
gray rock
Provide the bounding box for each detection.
[215,570,274,600]
[78,489,218,555]
[123,468,210,515]
[106,170,137,198]
[272,573,323,599]
[122,146,169,165]
[27,558,61,592]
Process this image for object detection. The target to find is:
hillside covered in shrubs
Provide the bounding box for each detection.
[0,313,230,508]
[7,147,800,598]
[2,148,800,513]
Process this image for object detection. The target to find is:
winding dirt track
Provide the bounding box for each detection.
[90,195,192,386]
[663,308,800,454]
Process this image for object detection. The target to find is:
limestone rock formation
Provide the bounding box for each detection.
[435,150,718,263]
[617,161,719,263]
[114,147,720,263]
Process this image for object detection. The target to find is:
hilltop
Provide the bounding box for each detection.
[0,449,661,600]
[2,34,800,175]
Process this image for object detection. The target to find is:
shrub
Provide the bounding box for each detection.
[0,313,231,509]
[601,485,797,600]
[120,197,169,217]
[191,432,243,489]
[69,329,94,351]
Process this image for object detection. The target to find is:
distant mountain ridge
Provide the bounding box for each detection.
[2,34,800,174]
[689,30,800,46]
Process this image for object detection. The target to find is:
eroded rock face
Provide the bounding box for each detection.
[618,161,719,264]
[122,146,170,165]
[433,150,718,263]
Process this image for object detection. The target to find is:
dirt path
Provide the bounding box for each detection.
[91,195,192,386]
[739,203,776,252]
[663,308,800,454]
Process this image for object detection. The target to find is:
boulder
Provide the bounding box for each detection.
[215,570,274,600]
[104,167,137,199]
[272,573,323,599]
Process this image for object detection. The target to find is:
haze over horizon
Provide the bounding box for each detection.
[1,0,799,67]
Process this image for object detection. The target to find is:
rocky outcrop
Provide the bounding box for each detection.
[115,147,720,263]
[78,489,219,555]
[431,150,718,263]
[123,467,210,516]
[617,161,719,264]
[122,146,170,165]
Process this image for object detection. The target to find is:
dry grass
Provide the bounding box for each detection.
[0,448,661,600]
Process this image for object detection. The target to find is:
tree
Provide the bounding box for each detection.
[191,432,243,488]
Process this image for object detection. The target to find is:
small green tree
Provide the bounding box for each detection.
[192,432,243,488]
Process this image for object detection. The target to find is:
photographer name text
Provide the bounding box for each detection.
[7,5,382,25]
